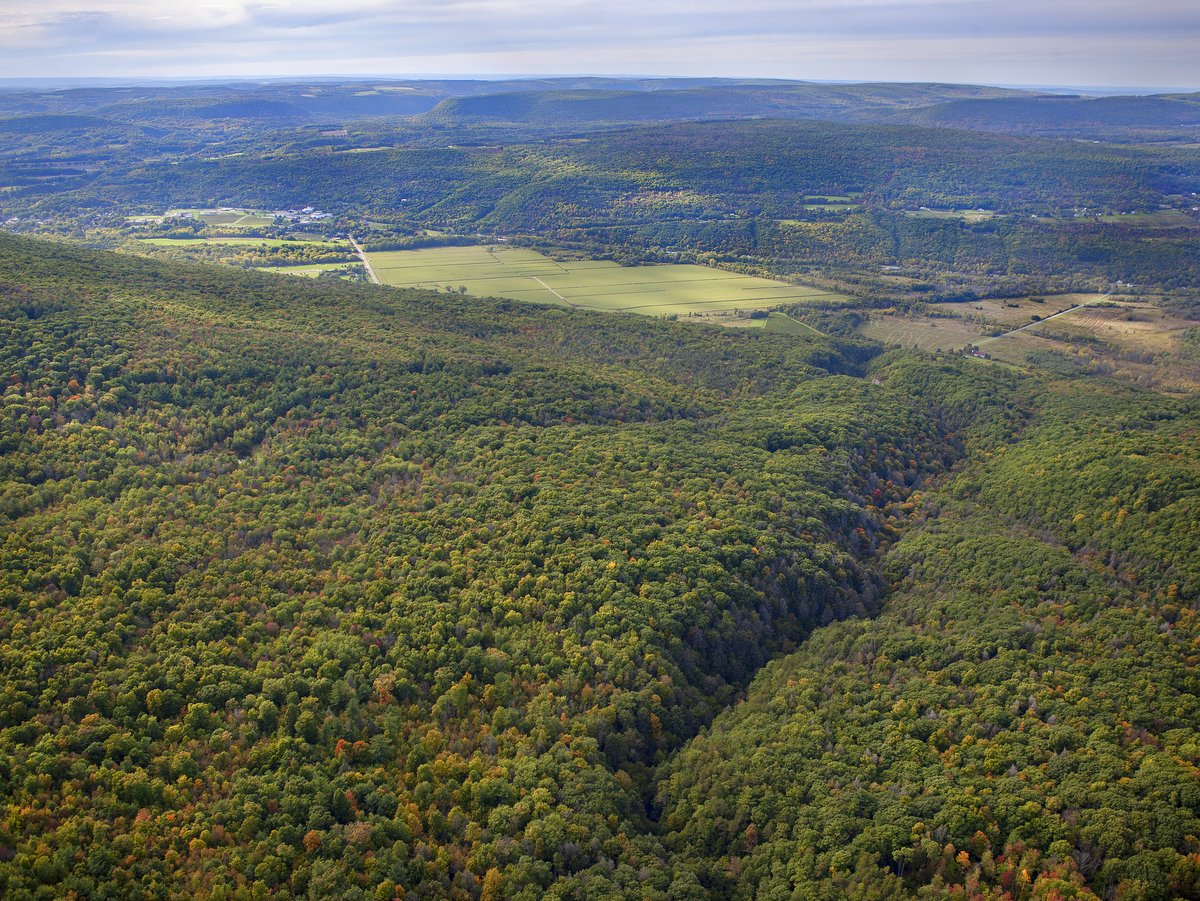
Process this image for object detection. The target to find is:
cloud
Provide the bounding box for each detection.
[1,0,1197,87]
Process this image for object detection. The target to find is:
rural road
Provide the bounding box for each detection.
[530,275,577,308]
[349,236,381,285]
[976,294,1110,347]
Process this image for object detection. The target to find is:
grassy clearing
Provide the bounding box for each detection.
[256,263,363,279]
[776,206,858,223]
[763,312,822,336]
[367,245,844,318]
[982,330,1080,365]
[903,209,996,222]
[1097,210,1199,228]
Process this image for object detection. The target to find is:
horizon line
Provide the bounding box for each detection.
[0,74,1197,96]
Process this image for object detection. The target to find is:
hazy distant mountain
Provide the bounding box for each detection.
[893,93,1200,140]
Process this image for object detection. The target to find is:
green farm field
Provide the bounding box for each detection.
[366,245,844,317]
[762,311,823,335]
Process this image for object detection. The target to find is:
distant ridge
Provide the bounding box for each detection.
[896,93,1200,138]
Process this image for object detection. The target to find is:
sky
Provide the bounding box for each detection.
[1,0,1198,90]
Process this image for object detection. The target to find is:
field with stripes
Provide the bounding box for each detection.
[366,244,843,320]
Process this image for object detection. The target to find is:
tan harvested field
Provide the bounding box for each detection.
[979,330,1068,365]
[858,295,1190,362]
[953,301,1200,391]
[849,285,1198,390]
[982,328,1200,390]
[1025,302,1196,355]
[938,294,1106,329]
[860,313,985,351]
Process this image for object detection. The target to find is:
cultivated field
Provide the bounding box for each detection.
[164,208,277,227]
[367,245,843,318]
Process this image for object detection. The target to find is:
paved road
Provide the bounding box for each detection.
[349,236,381,285]
[976,294,1110,347]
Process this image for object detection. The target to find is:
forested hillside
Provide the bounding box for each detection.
[0,234,1006,898]
[419,83,1031,127]
[1,233,1196,899]
[661,384,1200,899]
[18,119,1193,219]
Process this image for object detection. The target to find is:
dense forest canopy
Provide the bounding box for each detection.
[0,232,1197,899]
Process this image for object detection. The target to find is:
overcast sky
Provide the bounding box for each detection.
[1,0,1197,89]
